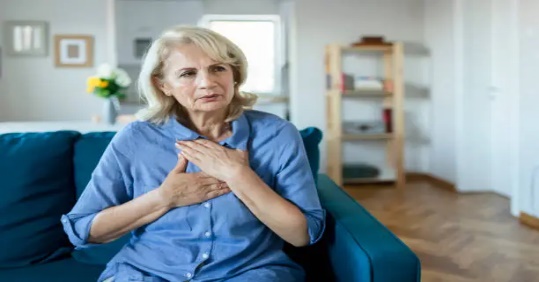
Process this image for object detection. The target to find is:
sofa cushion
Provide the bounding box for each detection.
[72,132,130,265]
[0,257,103,282]
[299,127,323,182]
[0,131,80,268]
[73,132,117,199]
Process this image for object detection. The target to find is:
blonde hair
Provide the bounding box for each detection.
[135,25,257,124]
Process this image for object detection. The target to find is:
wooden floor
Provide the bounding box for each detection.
[345,180,539,282]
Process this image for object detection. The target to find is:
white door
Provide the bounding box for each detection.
[490,0,518,199]
[458,0,517,200]
[458,0,493,192]
[518,0,539,217]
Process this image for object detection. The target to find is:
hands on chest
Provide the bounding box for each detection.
[175,139,249,183]
[157,139,250,208]
[159,153,231,208]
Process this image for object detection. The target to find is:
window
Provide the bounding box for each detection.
[199,15,281,95]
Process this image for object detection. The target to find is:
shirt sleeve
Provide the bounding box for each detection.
[273,122,326,245]
[61,126,134,248]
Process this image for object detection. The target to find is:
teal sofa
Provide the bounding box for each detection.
[0,128,420,282]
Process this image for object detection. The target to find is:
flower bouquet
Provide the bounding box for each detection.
[86,64,132,99]
[86,64,132,125]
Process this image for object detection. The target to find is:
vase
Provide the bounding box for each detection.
[102,96,120,125]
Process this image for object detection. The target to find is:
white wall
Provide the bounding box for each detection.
[0,0,114,122]
[116,0,204,66]
[203,0,278,15]
[290,0,428,173]
[424,0,457,183]
[116,0,280,59]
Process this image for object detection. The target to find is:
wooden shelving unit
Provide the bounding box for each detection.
[325,43,405,189]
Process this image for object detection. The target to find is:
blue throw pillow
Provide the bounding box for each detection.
[70,127,323,266]
[0,131,80,268]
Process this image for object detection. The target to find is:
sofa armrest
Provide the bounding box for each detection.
[317,174,421,282]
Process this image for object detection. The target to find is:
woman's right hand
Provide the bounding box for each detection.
[159,154,231,208]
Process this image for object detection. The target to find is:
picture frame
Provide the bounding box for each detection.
[4,20,48,56]
[54,35,94,68]
[134,38,151,59]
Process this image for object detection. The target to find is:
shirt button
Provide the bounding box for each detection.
[204,231,212,238]
[202,252,209,259]
[185,272,192,278]
[204,202,211,208]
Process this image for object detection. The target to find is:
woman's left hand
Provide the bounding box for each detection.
[176,139,249,182]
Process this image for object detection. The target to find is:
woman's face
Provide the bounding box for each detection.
[157,43,235,115]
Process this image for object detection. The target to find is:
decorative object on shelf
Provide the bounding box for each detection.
[342,163,380,180]
[343,121,386,135]
[86,64,132,125]
[383,108,393,133]
[383,79,394,92]
[351,36,392,47]
[54,35,94,67]
[4,21,48,56]
[354,76,384,90]
[336,73,354,92]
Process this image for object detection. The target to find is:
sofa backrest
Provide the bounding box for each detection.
[0,131,80,268]
[0,126,323,268]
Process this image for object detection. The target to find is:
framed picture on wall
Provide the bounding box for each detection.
[3,21,48,56]
[134,38,151,59]
[54,35,94,67]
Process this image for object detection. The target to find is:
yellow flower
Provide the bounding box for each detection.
[99,81,109,88]
[86,86,95,93]
[87,76,101,87]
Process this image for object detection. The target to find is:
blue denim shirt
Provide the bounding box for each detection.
[61,110,326,282]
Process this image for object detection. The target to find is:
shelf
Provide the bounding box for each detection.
[342,89,392,97]
[255,94,288,105]
[342,45,393,52]
[343,167,396,185]
[342,133,393,141]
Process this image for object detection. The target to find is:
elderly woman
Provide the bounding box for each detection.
[61,26,325,282]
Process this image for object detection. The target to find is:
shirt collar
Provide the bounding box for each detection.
[163,112,250,150]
